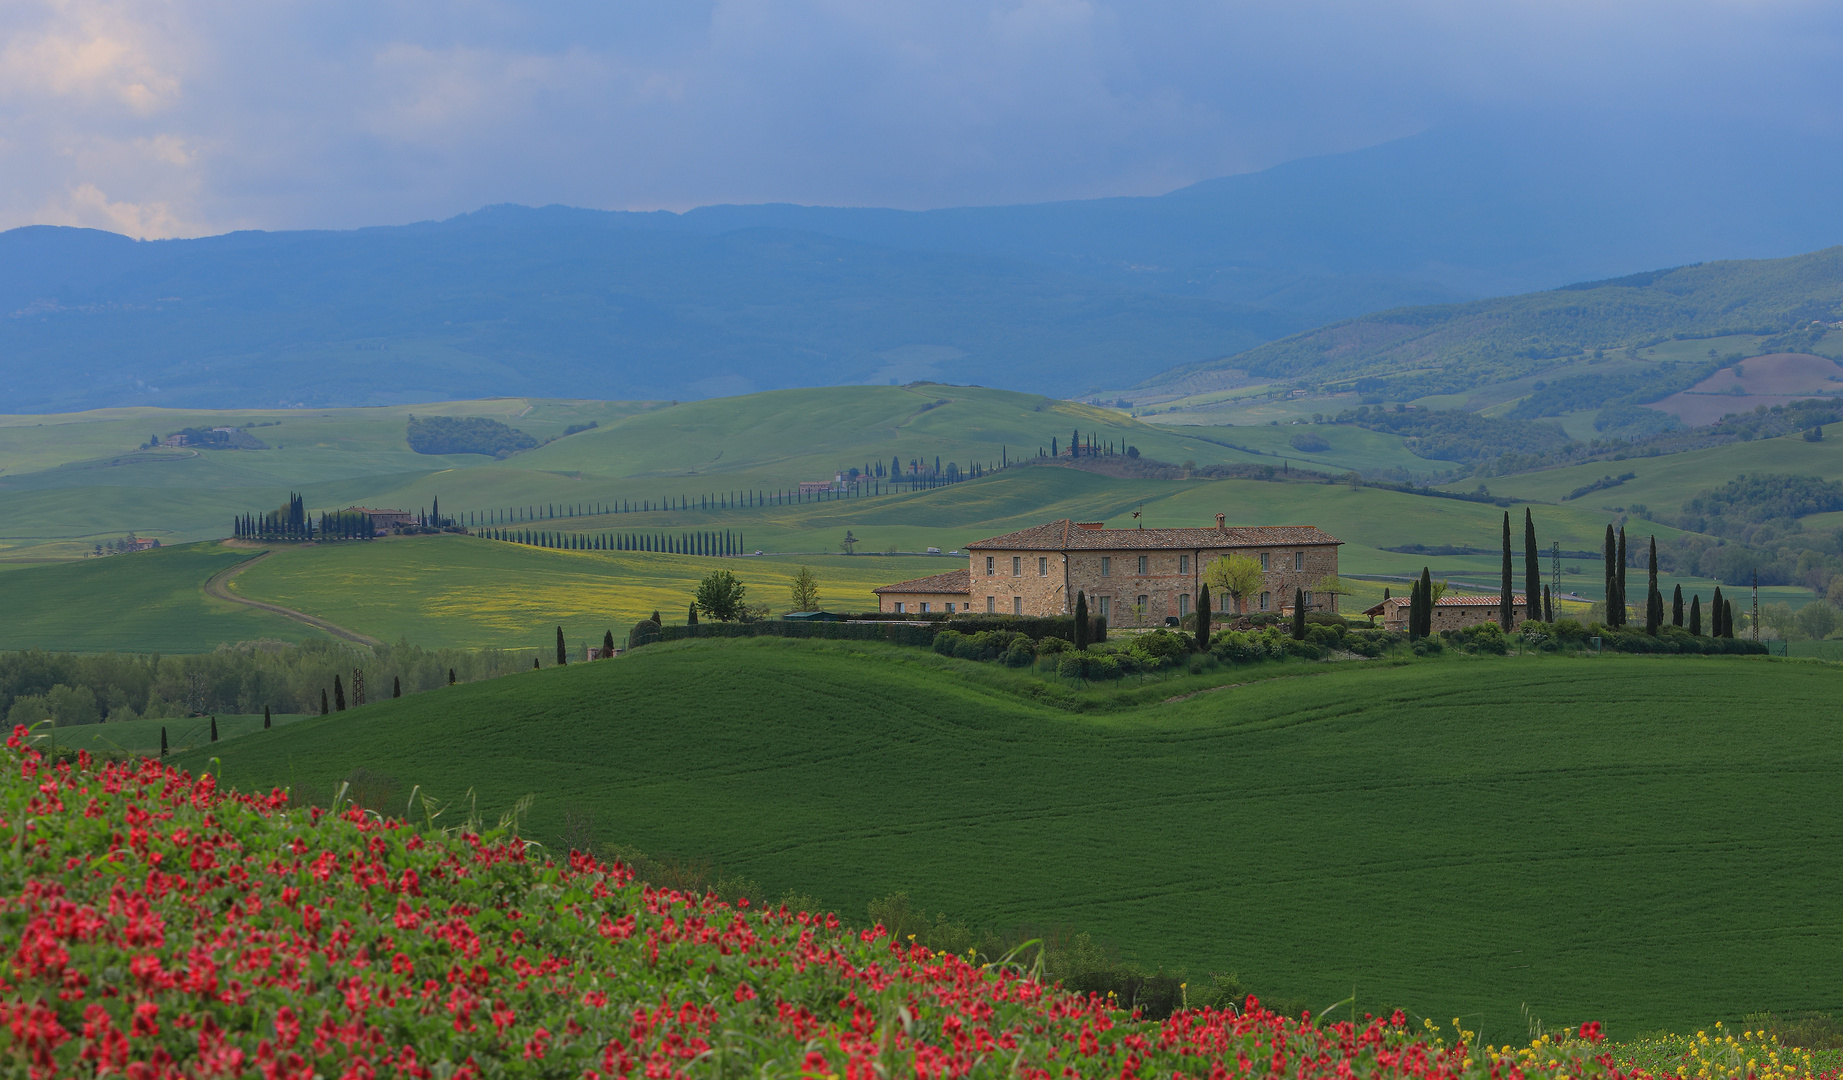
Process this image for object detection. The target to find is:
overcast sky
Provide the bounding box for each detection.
[4,0,1840,239]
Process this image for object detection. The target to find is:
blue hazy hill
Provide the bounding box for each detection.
[5,117,1843,411]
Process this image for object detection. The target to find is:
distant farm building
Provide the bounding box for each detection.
[874,569,973,614]
[345,507,415,534]
[1365,595,1529,633]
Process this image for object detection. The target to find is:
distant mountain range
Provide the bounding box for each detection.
[6,116,1843,412]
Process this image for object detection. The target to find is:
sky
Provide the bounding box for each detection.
[3,0,1841,239]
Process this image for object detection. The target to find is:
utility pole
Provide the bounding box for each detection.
[1551,541,1561,602]
[1752,570,1760,642]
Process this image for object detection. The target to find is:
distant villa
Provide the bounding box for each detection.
[875,515,1341,623]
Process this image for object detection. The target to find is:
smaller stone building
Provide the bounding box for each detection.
[873,568,972,614]
[1366,594,1529,633]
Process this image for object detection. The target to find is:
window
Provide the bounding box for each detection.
[1101,557,1111,576]
[985,556,994,576]
[1301,591,1312,609]
[1012,556,1021,576]
[1137,594,1149,615]
[1137,555,1148,575]
[1013,596,1023,615]
[894,602,905,613]
[1098,596,1111,618]
[945,603,955,613]
[987,596,995,613]
[1260,592,1270,611]
[1259,552,1270,571]
[1179,555,1189,574]
[1294,551,1305,571]
[1038,557,1048,576]
[1178,593,1190,617]
[920,602,930,613]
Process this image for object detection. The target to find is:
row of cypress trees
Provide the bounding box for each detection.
[487,529,743,556]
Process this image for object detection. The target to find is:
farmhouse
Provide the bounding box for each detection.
[873,568,972,614]
[874,516,1342,623]
[1364,594,1529,633]
[344,507,415,533]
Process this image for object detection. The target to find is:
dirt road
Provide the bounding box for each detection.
[202,551,384,648]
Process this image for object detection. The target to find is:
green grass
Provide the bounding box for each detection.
[0,543,310,651]
[180,637,1843,1041]
[49,712,313,756]
[1449,432,1843,518]
[1163,423,1447,474]
[0,386,1292,559]
[221,535,954,649]
[0,465,1665,652]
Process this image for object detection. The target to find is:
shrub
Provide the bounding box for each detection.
[1037,635,1071,655]
[1002,638,1037,667]
[1130,629,1191,667]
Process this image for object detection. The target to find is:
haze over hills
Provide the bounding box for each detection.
[7,119,1843,413]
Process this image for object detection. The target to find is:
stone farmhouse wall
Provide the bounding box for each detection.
[967,538,1341,624]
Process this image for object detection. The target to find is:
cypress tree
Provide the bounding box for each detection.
[1499,511,1514,629]
[1712,587,1726,637]
[1418,566,1434,637]
[1602,524,1617,623]
[1292,588,1306,640]
[603,630,616,655]
[393,676,401,698]
[1542,584,1553,622]
[534,658,540,669]
[1074,592,1090,651]
[334,676,346,711]
[1615,527,1629,627]
[1523,508,1541,621]
[556,626,567,666]
[1725,600,1738,639]
[1672,584,1684,627]
[688,603,699,625]
[160,727,168,757]
[1689,594,1702,635]
[210,716,218,742]
[1645,536,1662,635]
[1196,583,1211,651]
[263,705,271,729]
[321,689,329,715]
[1070,428,1080,456]
[449,668,456,684]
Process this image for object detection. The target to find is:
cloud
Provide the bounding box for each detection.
[0,0,1839,237]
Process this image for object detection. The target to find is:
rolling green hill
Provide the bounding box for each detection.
[178,637,1843,1038]
[0,386,1280,561]
[0,544,308,651]
[1129,246,1843,412]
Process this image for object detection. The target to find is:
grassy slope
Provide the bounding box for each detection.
[180,637,1843,1039]
[224,535,954,649]
[0,387,1271,558]
[0,467,1713,652]
[1447,432,1843,516]
[1139,246,1843,395]
[0,543,308,651]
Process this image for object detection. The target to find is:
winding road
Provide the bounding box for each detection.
[203,551,384,648]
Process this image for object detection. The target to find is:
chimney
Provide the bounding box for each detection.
[1215,513,1226,531]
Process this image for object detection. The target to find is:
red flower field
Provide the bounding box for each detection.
[0,725,1692,1078]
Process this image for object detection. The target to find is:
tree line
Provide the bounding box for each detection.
[0,639,538,727]
[489,529,744,556]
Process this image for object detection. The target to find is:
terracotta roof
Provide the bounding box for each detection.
[1365,594,1526,615]
[964,519,1341,551]
[873,568,972,595]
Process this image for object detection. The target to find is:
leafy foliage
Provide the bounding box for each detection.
[1336,406,1572,464]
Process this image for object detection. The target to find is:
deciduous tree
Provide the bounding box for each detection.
[695,570,748,622]
[1204,554,1264,617]
[790,567,821,612]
